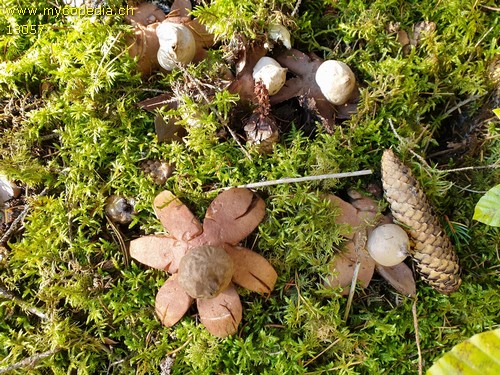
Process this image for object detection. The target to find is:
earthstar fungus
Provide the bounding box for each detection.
[129,188,277,337]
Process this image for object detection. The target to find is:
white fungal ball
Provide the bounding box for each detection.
[367,224,409,267]
[315,60,356,105]
[156,23,196,71]
[252,57,287,95]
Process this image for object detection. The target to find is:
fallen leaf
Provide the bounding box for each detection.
[154,114,187,143]
[427,328,500,375]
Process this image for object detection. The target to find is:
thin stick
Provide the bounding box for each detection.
[0,204,30,245]
[237,170,372,189]
[0,188,48,245]
[443,95,480,117]
[0,283,48,320]
[0,348,60,374]
[303,338,341,368]
[343,262,361,321]
[438,164,500,173]
[412,297,423,375]
[179,66,253,161]
[291,0,303,16]
[165,336,193,357]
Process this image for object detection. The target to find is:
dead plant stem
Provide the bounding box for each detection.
[0,188,48,245]
[412,297,423,375]
[0,283,48,320]
[343,262,361,321]
[303,339,341,368]
[0,348,60,374]
[237,170,372,189]
[438,164,499,173]
[179,66,253,161]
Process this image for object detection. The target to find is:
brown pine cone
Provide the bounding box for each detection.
[381,149,461,294]
[140,160,174,185]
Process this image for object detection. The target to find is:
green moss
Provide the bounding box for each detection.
[0,0,499,373]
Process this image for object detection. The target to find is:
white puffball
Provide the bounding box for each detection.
[367,224,409,267]
[315,60,356,105]
[252,57,287,95]
[156,23,196,71]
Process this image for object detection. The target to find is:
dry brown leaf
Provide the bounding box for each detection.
[129,235,187,273]
[203,188,266,245]
[197,284,243,337]
[154,114,187,143]
[153,191,203,242]
[224,245,277,294]
[155,275,194,327]
[376,262,416,296]
[324,241,375,295]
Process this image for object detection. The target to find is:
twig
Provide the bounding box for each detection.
[291,0,303,17]
[105,215,130,267]
[412,297,423,375]
[0,205,30,245]
[237,170,373,189]
[0,188,48,245]
[179,66,253,161]
[343,262,361,321]
[0,348,60,374]
[0,283,48,320]
[480,5,500,11]
[443,95,480,117]
[438,164,500,173]
[303,339,341,368]
[165,336,193,357]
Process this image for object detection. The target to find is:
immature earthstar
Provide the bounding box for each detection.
[129,188,278,337]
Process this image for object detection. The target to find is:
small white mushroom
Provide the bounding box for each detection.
[315,60,356,105]
[367,224,409,267]
[268,24,292,49]
[252,57,287,96]
[156,22,196,71]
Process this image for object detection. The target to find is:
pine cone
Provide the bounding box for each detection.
[381,149,461,294]
[140,160,174,185]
